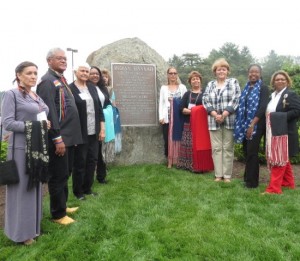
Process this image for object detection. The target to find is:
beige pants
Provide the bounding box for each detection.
[209,127,234,179]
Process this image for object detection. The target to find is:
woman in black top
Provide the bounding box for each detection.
[177,71,213,172]
[89,66,113,184]
[69,63,105,199]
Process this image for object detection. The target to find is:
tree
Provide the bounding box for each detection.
[169,53,205,87]
[167,43,300,93]
[168,54,185,69]
[205,42,255,87]
[283,63,300,96]
[261,50,283,86]
[181,53,202,67]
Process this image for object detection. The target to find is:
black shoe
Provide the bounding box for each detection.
[245,183,258,189]
[99,180,108,184]
[76,195,86,200]
[84,191,98,197]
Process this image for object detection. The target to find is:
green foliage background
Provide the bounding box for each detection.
[168,42,300,94]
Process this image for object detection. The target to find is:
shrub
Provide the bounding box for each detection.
[234,141,267,164]
[0,141,8,162]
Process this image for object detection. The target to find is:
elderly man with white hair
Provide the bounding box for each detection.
[37,47,82,225]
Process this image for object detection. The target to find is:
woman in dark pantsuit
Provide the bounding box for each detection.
[234,64,269,188]
[69,63,105,199]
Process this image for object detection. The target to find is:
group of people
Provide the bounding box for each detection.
[1,51,300,246]
[159,59,300,192]
[1,48,120,245]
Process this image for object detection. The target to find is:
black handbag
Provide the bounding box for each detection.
[0,91,20,185]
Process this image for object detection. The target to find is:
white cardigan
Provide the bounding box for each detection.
[159,84,187,123]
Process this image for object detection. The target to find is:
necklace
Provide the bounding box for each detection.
[189,91,201,104]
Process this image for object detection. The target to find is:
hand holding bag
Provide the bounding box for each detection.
[0,91,19,185]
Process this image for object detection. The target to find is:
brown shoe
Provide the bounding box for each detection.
[214,177,222,182]
[224,178,231,183]
[261,192,273,195]
[53,215,75,225]
[23,239,35,246]
[66,207,79,214]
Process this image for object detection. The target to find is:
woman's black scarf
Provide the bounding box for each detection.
[24,121,49,190]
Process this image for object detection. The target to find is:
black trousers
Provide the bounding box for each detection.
[48,141,74,219]
[243,128,265,188]
[72,135,98,196]
[162,123,169,158]
[96,141,107,182]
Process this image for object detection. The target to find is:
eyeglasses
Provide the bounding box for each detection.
[52,56,67,61]
[168,72,177,75]
[275,78,286,82]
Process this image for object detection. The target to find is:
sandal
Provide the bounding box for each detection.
[23,239,35,246]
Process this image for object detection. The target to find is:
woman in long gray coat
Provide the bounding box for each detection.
[1,61,49,245]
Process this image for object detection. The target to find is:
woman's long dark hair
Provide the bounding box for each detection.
[90,66,111,107]
[90,66,109,96]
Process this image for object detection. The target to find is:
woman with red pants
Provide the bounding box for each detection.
[264,70,300,194]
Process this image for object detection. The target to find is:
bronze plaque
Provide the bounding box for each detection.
[112,63,157,126]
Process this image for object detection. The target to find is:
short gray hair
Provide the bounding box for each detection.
[73,62,91,71]
[46,47,65,60]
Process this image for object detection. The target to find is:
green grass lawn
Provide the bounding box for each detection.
[1,164,300,261]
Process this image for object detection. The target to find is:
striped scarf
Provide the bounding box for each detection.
[266,113,288,169]
[59,76,73,121]
[234,80,261,143]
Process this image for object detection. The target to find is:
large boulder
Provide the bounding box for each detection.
[86,38,170,165]
[87,37,169,89]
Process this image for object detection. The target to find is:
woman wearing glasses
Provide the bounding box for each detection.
[159,67,187,168]
[263,70,300,194]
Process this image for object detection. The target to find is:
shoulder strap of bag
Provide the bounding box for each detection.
[11,91,16,160]
[0,120,2,156]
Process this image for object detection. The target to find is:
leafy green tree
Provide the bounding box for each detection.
[169,53,205,87]
[204,42,255,88]
[181,53,203,67]
[168,54,185,69]
[168,54,190,85]
[261,50,284,87]
[168,43,300,94]
[283,63,300,96]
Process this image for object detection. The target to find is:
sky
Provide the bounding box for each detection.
[0,0,299,91]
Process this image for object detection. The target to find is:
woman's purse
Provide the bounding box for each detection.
[0,91,20,185]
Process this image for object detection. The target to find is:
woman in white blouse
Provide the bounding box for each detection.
[159,67,187,168]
